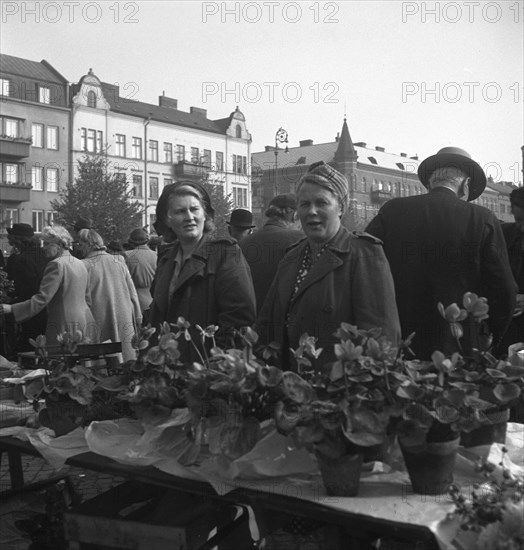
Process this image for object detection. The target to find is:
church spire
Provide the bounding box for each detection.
[334,117,358,163]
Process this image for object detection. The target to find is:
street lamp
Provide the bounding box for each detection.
[274,127,289,195]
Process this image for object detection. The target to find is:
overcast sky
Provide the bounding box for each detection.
[2,0,523,183]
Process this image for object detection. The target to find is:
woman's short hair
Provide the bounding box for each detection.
[78,228,106,251]
[7,234,40,250]
[41,225,73,249]
[156,181,216,238]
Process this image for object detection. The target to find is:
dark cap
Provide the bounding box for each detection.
[128,228,149,245]
[74,218,92,232]
[227,209,255,228]
[106,240,124,253]
[268,193,297,210]
[509,187,524,209]
[7,223,34,237]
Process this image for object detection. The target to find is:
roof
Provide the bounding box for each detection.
[0,53,67,83]
[486,181,518,196]
[252,140,420,174]
[98,82,229,135]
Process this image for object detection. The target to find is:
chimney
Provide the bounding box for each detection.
[335,132,340,143]
[190,106,207,117]
[354,142,366,147]
[299,139,313,147]
[158,93,178,110]
[375,146,385,152]
[265,145,277,152]
[400,152,407,157]
[410,155,419,160]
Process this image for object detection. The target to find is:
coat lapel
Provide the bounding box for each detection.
[290,248,343,305]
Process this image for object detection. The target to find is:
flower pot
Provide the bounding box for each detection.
[400,437,460,495]
[315,451,363,496]
[460,408,509,448]
[39,396,86,437]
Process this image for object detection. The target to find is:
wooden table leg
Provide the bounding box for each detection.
[7,448,25,489]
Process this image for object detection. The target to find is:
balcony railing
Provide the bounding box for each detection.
[0,182,31,202]
[173,160,209,181]
[370,189,392,204]
[0,135,32,158]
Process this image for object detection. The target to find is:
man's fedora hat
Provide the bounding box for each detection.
[417,147,486,201]
[227,209,256,228]
[7,223,34,237]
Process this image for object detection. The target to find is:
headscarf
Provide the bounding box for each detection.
[297,161,349,214]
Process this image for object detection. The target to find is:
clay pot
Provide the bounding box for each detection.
[400,437,460,495]
[460,408,509,448]
[315,451,363,497]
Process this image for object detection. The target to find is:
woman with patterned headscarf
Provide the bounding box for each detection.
[257,161,400,370]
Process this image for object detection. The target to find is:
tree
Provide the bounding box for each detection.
[51,154,143,241]
[197,173,234,239]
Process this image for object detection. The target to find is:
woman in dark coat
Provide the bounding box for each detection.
[257,161,401,370]
[149,181,256,360]
[5,223,48,352]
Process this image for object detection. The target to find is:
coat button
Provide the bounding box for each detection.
[323,305,333,313]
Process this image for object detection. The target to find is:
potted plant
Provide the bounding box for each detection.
[393,293,524,494]
[183,323,284,461]
[272,325,404,496]
[24,331,130,436]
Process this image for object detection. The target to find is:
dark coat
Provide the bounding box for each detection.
[240,220,303,313]
[366,187,516,359]
[149,236,256,361]
[256,226,401,370]
[5,245,48,349]
[498,222,524,354]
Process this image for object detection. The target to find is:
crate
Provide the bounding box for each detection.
[63,480,247,550]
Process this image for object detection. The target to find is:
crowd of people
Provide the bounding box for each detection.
[0,146,523,378]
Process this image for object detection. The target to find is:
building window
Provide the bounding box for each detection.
[176,145,185,162]
[191,147,199,164]
[38,86,51,104]
[115,134,126,157]
[3,117,19,137]
[149,176,159,200]
[148,140,158,162]
[149,213,156,230]
[163,177,172,187]
[115,172,127,185]
[87,90,97,108]
[500,204,506,215]
[32,123,44,148]
[47,126,58,150]
[46,167,58,192]
[0,78,11,96]
[32,210,44,232]
[32,166,43,190]
[236,124,242,138]
[232,186,248,208]
[5,208,19,226]
[132,174,143,197]
[47,211,57,225]
[202,149,212,168]
[4,163,19,184]
[81,128,103,152]
[216,151,224,172]
[163,142,172,163]
[232,155,247,174]
[132,137,142,159]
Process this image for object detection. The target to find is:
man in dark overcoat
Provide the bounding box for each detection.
[5,223,48,352]
[366,147,516,359]
[497,187,524,355]
[240,193,303,313]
